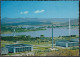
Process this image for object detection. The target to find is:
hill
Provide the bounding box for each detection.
[1,17,78,26]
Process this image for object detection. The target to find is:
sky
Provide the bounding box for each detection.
[1,1,79,19]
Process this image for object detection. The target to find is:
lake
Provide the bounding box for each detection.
[1,28,79,37]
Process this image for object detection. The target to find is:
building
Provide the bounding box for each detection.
[1,48,8,55]
[5,44,33,53]
[70,38,79,42]
[55,38,79,47]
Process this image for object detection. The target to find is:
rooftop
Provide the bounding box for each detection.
[5,44,32,48]
[56,38,79,43]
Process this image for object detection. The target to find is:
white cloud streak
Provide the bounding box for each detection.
[20,11,28,14]
[34,10,45,13]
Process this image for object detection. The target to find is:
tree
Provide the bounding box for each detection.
[40,35,44,38]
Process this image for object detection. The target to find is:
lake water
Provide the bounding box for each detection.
[1,28,79,37]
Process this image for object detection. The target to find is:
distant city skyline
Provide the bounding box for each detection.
[1,1,79,19]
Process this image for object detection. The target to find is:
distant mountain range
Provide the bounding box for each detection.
[1,17,79,26]
[60,19,79,26]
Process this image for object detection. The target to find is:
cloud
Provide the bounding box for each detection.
[34,10,45,13]
[24,11,28,14]
[20,11,28,14]
[20,12,23,14]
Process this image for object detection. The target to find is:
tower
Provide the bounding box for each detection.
[13,29,15,36]
[52,25,53,49]
[69,18,70,36]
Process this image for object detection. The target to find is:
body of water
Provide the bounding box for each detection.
[1,28,79,37]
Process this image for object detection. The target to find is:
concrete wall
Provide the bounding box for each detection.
[14,47,32,53]
[12,46,33,53]
[7,48,14,53]
[5,44,33,53]
[1,48,8,54]
[68,42,79,47]
[56,41,79,47]
[56,41,67,47]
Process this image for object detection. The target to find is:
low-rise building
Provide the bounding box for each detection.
[1,47,8,55]
[55,38,79,47]
[5,44,33,53]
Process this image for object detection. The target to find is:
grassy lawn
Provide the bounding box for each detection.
[18,41,51,45]
[1,35,79,56]
[1,40,79,56]
[1,40,15,47]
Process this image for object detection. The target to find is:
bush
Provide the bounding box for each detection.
[71,47,79,50]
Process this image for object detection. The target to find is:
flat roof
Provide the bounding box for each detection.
[5,44,32,48]
[56,38,79,42]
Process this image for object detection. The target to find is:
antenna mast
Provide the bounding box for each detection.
[69,18,70,36]
[13,29,15,36]
[52,25,53,49]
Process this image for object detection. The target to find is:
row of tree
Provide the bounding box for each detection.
[1,35,51,43]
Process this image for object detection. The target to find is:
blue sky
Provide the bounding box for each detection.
[1,1,79,19]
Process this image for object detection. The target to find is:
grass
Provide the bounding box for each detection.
[1,40,79,56]
[1,35,79,56]
[19,41,51,45]
[1,28,46,34]
[1,40,15,47]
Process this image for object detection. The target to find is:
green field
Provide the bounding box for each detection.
[1,35,79,56]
